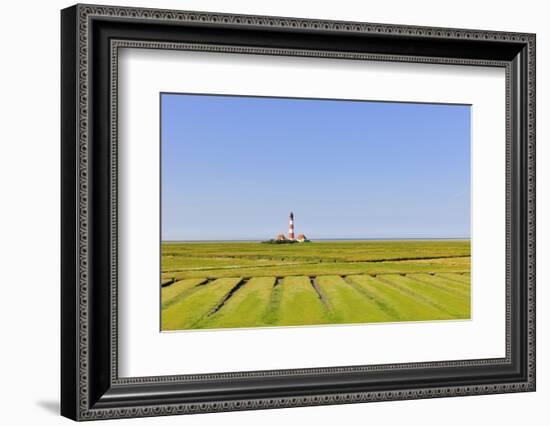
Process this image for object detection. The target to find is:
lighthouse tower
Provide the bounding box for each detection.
[288,212,295,240]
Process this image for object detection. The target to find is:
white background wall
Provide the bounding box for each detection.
[0,0,546,424]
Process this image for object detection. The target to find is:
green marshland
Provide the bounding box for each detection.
[161,240,471,331]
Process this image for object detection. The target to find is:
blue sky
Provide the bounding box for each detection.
[161,93,471,240]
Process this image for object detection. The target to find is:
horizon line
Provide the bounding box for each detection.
[162,237,471,242]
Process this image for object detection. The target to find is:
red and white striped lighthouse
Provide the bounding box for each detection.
[288,212,295,240]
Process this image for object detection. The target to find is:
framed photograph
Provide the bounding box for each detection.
[61,4,536,421]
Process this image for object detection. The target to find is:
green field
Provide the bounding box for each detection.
[161,240,471,331]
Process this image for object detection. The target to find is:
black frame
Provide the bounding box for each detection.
[61,4,536,421]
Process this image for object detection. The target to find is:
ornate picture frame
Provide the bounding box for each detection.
[61,4,535,420]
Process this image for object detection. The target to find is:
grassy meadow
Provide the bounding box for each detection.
[161,240,471,331]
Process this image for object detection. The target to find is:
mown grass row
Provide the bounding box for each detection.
[162,240,471,272]
[162,257,470,281]
[161,273,471,331]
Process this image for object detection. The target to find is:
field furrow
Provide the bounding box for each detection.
[195,277,277,329]
[437,272,471,285]
[377,274,470,318]
[170,262,469,281]
[316,275,393,324]
[274,276,332,326]
[161,278,208,309]
[161,277,243,331]
[346,275,454,321]
[406,273,470,298]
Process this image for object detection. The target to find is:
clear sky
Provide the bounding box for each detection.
[161,93,471,241]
